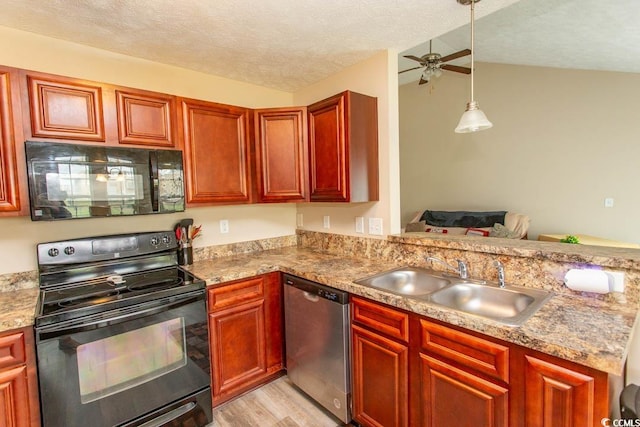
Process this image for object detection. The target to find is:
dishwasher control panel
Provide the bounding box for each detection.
[283,274,349,304]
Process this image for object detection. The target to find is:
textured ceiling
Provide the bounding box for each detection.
[0,0,519,92]
[399,0,640,85]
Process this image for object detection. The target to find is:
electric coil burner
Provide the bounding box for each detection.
[34,231,212,427]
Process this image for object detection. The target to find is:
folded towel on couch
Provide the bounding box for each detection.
[419,210,507,228]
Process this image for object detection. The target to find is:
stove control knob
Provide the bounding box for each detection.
[48,248,59,257]
[150,236,160,246]
[64,246,75,255]
[162,234,171,244]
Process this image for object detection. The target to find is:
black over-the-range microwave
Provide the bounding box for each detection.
[25,141,185,221]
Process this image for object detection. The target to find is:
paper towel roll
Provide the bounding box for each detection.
[564,269,611,293]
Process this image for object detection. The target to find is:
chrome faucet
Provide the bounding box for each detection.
[494,260,505,288]
[426,256,469,279]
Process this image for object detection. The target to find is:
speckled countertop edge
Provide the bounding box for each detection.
[0,245,635,376]
[185,246,638,376]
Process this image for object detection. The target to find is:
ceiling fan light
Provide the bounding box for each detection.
[455,101,493,133]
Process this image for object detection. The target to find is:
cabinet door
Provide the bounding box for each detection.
[207,273,283,406]
[209,299,267,405]
[116,89,177,147]
[0,67,22,213]
[308,92,348,202]
[181,99,251,204]
[0,328,40,427]
[27,75,105,141]
[307,91,378,203]
[254,107,308,202]
[420,354,508,427]
[523,355,603,427]
[352,324,409,427]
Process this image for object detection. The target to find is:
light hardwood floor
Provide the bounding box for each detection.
[209,376,348,427]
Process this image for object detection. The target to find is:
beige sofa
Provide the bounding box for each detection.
[405,210,530,239]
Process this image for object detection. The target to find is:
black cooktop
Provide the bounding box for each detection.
[35,231,205,328]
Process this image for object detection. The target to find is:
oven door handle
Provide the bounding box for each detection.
[36,291,203,340]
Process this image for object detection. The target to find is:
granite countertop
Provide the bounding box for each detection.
[1,246,635,376]
[185,246,638,376]
[0,287,39,333]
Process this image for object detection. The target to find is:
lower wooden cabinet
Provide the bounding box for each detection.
[511,349,609,427]
[351,296,610,427]
[207,273,283,406]
[351,296,409,427]
[0,327,40,427]
[419,355,508,427]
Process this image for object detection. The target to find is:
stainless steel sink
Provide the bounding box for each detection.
[354,266,451,296]
[429,282,552,326]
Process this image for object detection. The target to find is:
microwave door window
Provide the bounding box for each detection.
[32,161,152,219]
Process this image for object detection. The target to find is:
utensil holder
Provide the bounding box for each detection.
[178,243,193,265]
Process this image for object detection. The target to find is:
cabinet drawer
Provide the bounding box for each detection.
[0,330,26,369]
[352,296,409,342]
[419,320,509,383]
[208,277,265,312]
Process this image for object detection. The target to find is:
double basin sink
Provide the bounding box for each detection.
[355,266,552,326]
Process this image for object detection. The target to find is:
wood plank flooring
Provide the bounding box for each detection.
[209,376,348,427]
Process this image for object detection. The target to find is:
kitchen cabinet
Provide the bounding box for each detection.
[0,66,24,215]
[307,90,379,202]
[181,98,253,205]
[416,319,509,427]
[0,327,40,427]
[115,88,177,148]
[207,272,284,406]
[26,73,105,142]
[254,107,308,202]
[351,296,610,427]
[351,296,409,427]
[511,347,609,427]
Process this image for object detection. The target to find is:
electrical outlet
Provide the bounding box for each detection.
[604,198,614,208]
[607,271,625,292]
[368,218,383,235]
[355,217,364,233]
[296,213,303,227]
[323,215,330,229]
[219,219,229,234]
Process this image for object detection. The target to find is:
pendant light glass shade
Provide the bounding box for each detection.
[455,0,492,134]
[455,101,492,133]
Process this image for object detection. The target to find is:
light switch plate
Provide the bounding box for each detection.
[355,217,364,233]
[368,218,383,235]
[323,215,330,229]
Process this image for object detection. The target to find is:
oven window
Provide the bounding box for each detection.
[77,317,187,404]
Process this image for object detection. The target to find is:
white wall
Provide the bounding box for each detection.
[293,50,401,237]
[400,62,640,243]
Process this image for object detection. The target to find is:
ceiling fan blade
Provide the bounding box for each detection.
[399,66,422,74]
[418,77,430,85]
[441,64,471,74]
[404,55,425,63]
[439,49,471,63]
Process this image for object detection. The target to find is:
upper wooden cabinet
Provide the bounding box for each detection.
[307,90,378,202]
[115,89,177,148]
[27,74,105,142]
[254,107,308,203]
[180,98,252,205]
[0,66,24,214]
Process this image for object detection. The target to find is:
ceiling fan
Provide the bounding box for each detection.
[400,40,472,85]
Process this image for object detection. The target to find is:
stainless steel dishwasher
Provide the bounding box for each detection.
[283,274,351,424]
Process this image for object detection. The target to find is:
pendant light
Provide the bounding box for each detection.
[455,0,493,133]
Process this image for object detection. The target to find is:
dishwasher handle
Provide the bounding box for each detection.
[283,274,349,304]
